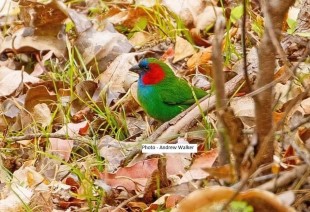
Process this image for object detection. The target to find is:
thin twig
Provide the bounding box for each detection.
[242,0,252,92]
[111,192,143,212]
[212,17,226,109]
[1,133,90,143]
[212,17,230,165]
[257,164,308,191]
[242,116,310,135]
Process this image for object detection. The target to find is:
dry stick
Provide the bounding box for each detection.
[227,88,308,207]
[257,164,308,191]
[254,1,277,162]
[242,0,252,92]
[111,192,143,212]
[246,87,310,190]
[1,133,89,143]
[232,157,301,187]
[212,17,230,165]
[243,116,310,135]
[212,19,226,108]
[248,88,307,176]
[224,1,299,203]
[263,1,309,90]
[290,116,310,132]
[251,1,306,171]
[255,0,306,145]
[250,86,309,172]
[253,0,296,169]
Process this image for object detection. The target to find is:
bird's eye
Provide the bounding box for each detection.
[139,59,149,69]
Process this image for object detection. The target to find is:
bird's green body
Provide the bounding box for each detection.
[130,58,207,122]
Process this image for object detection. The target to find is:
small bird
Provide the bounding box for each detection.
[129,58,207,121]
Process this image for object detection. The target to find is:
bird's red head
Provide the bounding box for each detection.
[129,58,166,85]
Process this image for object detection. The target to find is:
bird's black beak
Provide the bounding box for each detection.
[129,65,142,74]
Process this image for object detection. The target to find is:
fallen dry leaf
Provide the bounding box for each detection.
[1,98,22,118]
[98,135,137,171]
[0,0,19,25]
[100,153,191,191]
[71,80,98,115]
[0,28,66,58]
[144,194,184,212]
[203,164,236,183]
[230,96,255,127]
[273,111,285,126]
[162,0,206,28]
[107,7,147,29]
[173,36,196,63]
[274,66,291,83]
[195,6,223,30]
[0,67,40,97]
[187,47,212,75]
[49,138,74,162]
[129,31,153,48]
[19,0,67,35]
[0,184,33,211]
[190,28,211,47]
[172,186,294,212]
[179,149,218,184]
[49,121,88,161]
[24,85,57,112]
[191,148,218,169]
[300,97,310,114]
[0,115,9,131]
[127,201,148,211]
[100,158,157,191]
[274,82,302,108]
[33,103,52,128]
[72,10,132,73]
[31,51,54,77]
[58,198,84,209]
[97,53,138,94]
[95,53,139,105]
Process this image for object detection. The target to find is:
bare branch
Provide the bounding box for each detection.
[253,0,295,168]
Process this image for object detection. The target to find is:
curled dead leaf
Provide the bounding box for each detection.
[190,28,211,47]
[0,28,66,58]
[187,48,213,75]
[24,85,57,112]
[172,186,294,212]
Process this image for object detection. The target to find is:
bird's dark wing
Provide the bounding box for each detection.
[159,79,207,106]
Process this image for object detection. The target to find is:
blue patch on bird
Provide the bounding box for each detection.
[139,59,149,69]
